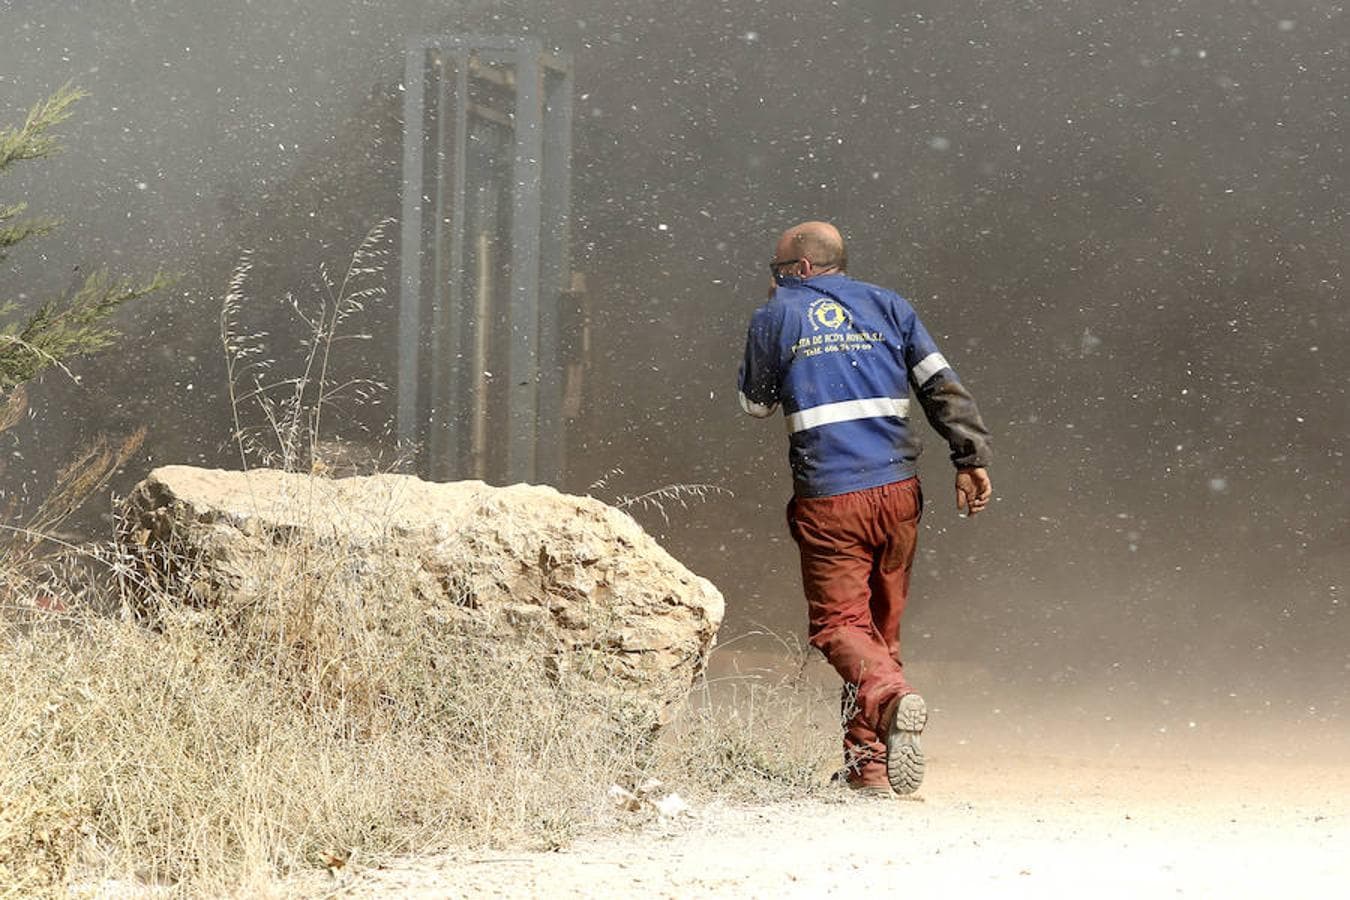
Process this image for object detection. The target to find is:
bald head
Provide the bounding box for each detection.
[775,221,848,273]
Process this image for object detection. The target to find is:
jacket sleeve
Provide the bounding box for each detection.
[737,305,781,418]
[900,305,992,469]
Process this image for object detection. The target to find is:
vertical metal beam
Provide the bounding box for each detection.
[507,42,543,483]
[427,53,470,480]
[397,42,426,447]
[536,59,574,486]
[471,231,492,478]
[446,54,470,468]
[427,55,450,478]
[466,115,503,481]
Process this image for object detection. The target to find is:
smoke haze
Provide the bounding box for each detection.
[3,1,1345,733]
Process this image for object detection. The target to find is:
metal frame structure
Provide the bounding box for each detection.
[398,35,573,485]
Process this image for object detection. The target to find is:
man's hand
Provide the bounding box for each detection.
[955,467,992,517]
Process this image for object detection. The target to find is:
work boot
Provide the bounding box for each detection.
[847,781,897,799]
[830,764,897,799]
[883,692,927,795]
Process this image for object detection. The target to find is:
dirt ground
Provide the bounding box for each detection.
[330,667,1350,899]
[337,751,1346,898]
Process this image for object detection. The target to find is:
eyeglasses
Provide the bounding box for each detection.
[769,258,843,275]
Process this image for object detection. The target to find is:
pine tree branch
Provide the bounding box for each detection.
[0,83,87,172]
[0,85,83,262]
[0,220,58,260]
[0,269,175,390]
[1,200,59,256]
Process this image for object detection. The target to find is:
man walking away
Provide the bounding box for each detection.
[738,221,992,797]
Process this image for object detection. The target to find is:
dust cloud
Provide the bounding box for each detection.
[3,1,1345,748]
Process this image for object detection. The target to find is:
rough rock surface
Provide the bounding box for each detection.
[117,465,724,725]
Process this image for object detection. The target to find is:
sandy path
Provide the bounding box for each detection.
[334,745,1349,898]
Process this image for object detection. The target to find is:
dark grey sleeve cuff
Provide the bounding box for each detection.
[916,374,992,469]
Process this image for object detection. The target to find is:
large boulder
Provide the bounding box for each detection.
[117,466,724,728]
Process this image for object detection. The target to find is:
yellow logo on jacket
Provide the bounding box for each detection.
[808,299,849,331]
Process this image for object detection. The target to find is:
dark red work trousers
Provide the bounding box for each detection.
[787,477,922,782]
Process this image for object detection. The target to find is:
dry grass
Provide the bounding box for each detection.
[0,527,645,896]
[0,521,836,897]
[657,640,839,803]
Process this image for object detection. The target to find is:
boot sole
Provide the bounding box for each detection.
[886,692,928,795]
[847,782,897,799]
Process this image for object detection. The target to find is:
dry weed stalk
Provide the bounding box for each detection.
[0,425,147,622]
[656,632,838,799]
[615,483,734,526]
[17,429,144,548]
[220,218,396,474]
[0,385,27,433]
